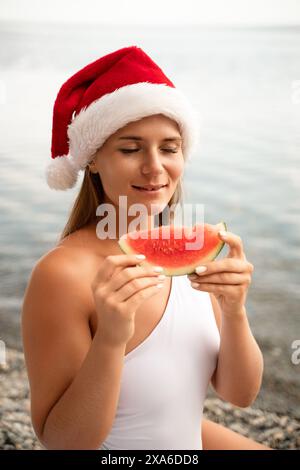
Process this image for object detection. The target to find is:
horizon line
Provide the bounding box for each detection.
[0,18,300,29]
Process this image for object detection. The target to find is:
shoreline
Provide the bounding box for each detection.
[0,347,299,450]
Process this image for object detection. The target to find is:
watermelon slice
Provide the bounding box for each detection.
[118,221,227,276]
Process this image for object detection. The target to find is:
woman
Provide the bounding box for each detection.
[21,46,271,450]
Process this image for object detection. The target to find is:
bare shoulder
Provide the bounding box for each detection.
[209,293,222,333]
[25,243,95,310]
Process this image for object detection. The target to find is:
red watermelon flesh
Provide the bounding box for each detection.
[118,221,227,276]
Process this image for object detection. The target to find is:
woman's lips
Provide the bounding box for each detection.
[131,185,168,194]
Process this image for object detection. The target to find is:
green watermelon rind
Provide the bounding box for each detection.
[118,221,227,277]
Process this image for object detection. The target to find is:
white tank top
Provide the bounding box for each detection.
[99,274,220,450]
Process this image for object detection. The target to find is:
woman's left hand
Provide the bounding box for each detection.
[187,230,254,318]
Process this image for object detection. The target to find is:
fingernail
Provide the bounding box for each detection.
[195,266,207,274]
[153,266,164,273]
[218,230,227,238]
[157,274,166,281]
[136,254,146,259]
[191,282,199,288]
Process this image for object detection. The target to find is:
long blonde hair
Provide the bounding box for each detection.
[58,168,184,242]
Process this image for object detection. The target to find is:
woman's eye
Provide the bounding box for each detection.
[119,148,178,154]
[119,149,139,153]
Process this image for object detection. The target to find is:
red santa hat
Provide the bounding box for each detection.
[46,45,200,190]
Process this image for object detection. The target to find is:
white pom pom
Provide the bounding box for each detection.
[45,155,78,190]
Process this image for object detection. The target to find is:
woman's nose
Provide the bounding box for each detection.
[141,150,164,175]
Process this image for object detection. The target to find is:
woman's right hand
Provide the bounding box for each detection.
[90,254,166,348]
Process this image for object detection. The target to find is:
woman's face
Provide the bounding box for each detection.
[89,114,184,215]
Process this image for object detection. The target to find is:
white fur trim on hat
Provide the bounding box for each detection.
[46,82,200,190]
[45,154,78,190]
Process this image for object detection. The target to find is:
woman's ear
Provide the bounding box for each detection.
[88,158,97,174]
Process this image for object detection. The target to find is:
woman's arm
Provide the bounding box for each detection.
[189,229,263,408]
[40,330,126,450]
[210,299,263,407]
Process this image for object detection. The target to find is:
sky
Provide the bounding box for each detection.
[1,0,300,26]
